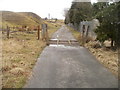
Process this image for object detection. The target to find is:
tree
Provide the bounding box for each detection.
[94,2,119,48]
[92,2,109,20]
[116,1,120,48]
[65,2,93,26]
[64,8,70,24]
[65,1,120,48]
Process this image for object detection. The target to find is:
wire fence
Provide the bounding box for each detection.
[1,24,48,41]
[67,19,100,46]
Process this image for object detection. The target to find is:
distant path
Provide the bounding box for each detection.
[24,25,118,88]
[51,25,76,40]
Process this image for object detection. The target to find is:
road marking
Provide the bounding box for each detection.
[68,40,71,45]
[57,39,59,45]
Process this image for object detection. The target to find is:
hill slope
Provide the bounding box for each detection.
[1,11,42,28]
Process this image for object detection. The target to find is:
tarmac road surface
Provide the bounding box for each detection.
[24,25,118,88]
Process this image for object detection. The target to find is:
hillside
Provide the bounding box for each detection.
[18,12,42,24]
[2,11,63,88]
[1,11,42,28]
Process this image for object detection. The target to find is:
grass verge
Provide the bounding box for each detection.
[67,25,118,78]
[67,26,82,45]
[2,22,61,88]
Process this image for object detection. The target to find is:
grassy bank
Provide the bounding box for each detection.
[67,25,118,78]
[2,22,61,88]
[67,26,82,45]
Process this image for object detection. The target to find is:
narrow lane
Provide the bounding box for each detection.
[24,25,118,88]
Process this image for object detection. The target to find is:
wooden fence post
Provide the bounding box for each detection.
[7,26,10,39]
[41,24,45,41]
[85,25,90,43]
[46,24,49,45]
[37,25,40,40]
[82,25,85,46]
[86,26,89,38]
[40,26,42,40]
[42,24,45,41]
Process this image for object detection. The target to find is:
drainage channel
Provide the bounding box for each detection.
[47,39,79,46]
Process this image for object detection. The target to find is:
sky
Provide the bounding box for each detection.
[0,0,97,19]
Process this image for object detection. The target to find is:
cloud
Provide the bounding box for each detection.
[0,0,73,19]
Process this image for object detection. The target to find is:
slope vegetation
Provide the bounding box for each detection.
[1,11,42,28]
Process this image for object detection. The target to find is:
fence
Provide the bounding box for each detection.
[68,19,100,46]
[80,19,100,40]
[1,24,48,41]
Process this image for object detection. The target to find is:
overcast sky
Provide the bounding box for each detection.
[0,0,97,19]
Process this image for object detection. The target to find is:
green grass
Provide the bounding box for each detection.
[2,10,62,88]
[2,20,62,88]
[1,11,42,29]
[67,26,82,45]
[11,58,21,63]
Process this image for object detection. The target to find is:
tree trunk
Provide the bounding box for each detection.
[111,39,114,47]
[114,40,118,50]
[100,41,104,48]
